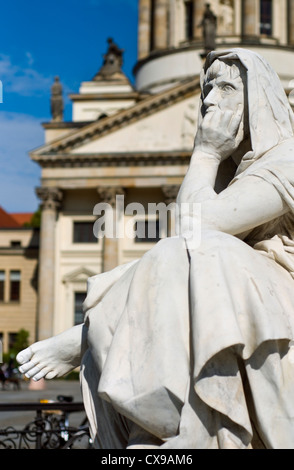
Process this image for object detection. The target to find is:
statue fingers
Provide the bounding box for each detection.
[221,109,235,128]
[228,104,244,135]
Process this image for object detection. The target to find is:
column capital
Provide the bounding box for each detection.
[97,186,125,208]
[162,185,180,204]
[36,187,63,211]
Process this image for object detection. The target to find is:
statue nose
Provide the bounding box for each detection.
[203,88,218,108]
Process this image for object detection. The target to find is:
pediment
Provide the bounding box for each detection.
[31,77,201,160]
[71,93,200,154]
[62,266,96,284]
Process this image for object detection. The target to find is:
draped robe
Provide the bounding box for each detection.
[80,49,294,449]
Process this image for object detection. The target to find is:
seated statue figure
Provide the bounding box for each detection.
[17,49,294,449]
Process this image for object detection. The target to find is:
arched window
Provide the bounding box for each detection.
[260,0,272,36]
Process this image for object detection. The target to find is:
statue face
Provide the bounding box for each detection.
[202,62,246,153]
[202,70,244,118]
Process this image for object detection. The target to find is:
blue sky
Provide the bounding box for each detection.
[0,0,138,213]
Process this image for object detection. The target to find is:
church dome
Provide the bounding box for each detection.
[134,0,294,93]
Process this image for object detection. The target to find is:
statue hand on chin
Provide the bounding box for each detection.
[194,105,244,162]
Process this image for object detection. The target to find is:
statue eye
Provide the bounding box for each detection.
[222,84,235,92]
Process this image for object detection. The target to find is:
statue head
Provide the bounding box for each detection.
[201,58,249,163]
[201,48,294,172]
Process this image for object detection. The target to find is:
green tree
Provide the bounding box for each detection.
[23,207,41,228]
[11,329,29,357]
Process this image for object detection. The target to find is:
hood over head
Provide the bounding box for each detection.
[201,48,294,175]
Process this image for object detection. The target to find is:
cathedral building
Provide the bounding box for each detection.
[2,1,293,347]
[136,0,294,93]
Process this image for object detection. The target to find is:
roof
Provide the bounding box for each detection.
[30,76,201,159]
[0,207,21,228]
[0,207,33,228]
[11,213,34,226]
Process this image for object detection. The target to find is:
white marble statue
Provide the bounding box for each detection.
[17,49,294,449]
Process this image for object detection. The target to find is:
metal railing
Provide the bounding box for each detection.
[0,399,92,449]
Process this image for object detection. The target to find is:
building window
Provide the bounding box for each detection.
[74,292,86,326]
[185,0,194,40]
[10,241,22,248]
[9,271,21,302]
[0,271,5,302]
[8,333,17,351]
[135,219,161,243]
[73,221,96,244]
[260,0,272,36]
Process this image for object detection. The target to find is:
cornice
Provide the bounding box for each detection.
[32,151,192,168]
[69,92,140,101]
[133,40,294,75]
[0,247,39,255]
[30,77,200,158]
[42,121,92,130]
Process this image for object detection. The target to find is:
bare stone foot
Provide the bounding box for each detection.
[17,326,84,381]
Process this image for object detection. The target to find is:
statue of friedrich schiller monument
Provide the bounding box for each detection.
[18,49,294,449]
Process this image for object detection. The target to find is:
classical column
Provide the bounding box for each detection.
[242,0,258,41]
[36,187,62,341]
[289,0,294,45]
[138,0,151,59]
[193,0,205,40]
[97,187,125,273]
[153,0,169,50]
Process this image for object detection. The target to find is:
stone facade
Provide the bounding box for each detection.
[31,77,194,338]
[0,228,39,352]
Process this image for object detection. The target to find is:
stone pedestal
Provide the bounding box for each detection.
[36,187,62,341]
[138,0,151,59]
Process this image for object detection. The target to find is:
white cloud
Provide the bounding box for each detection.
[25,51,35,66]
[0,54,52,97]
[0,111,44,212]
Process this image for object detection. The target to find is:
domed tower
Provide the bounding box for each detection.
[135,0,294,93]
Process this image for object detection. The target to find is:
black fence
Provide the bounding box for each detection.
[0,400,92,449]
